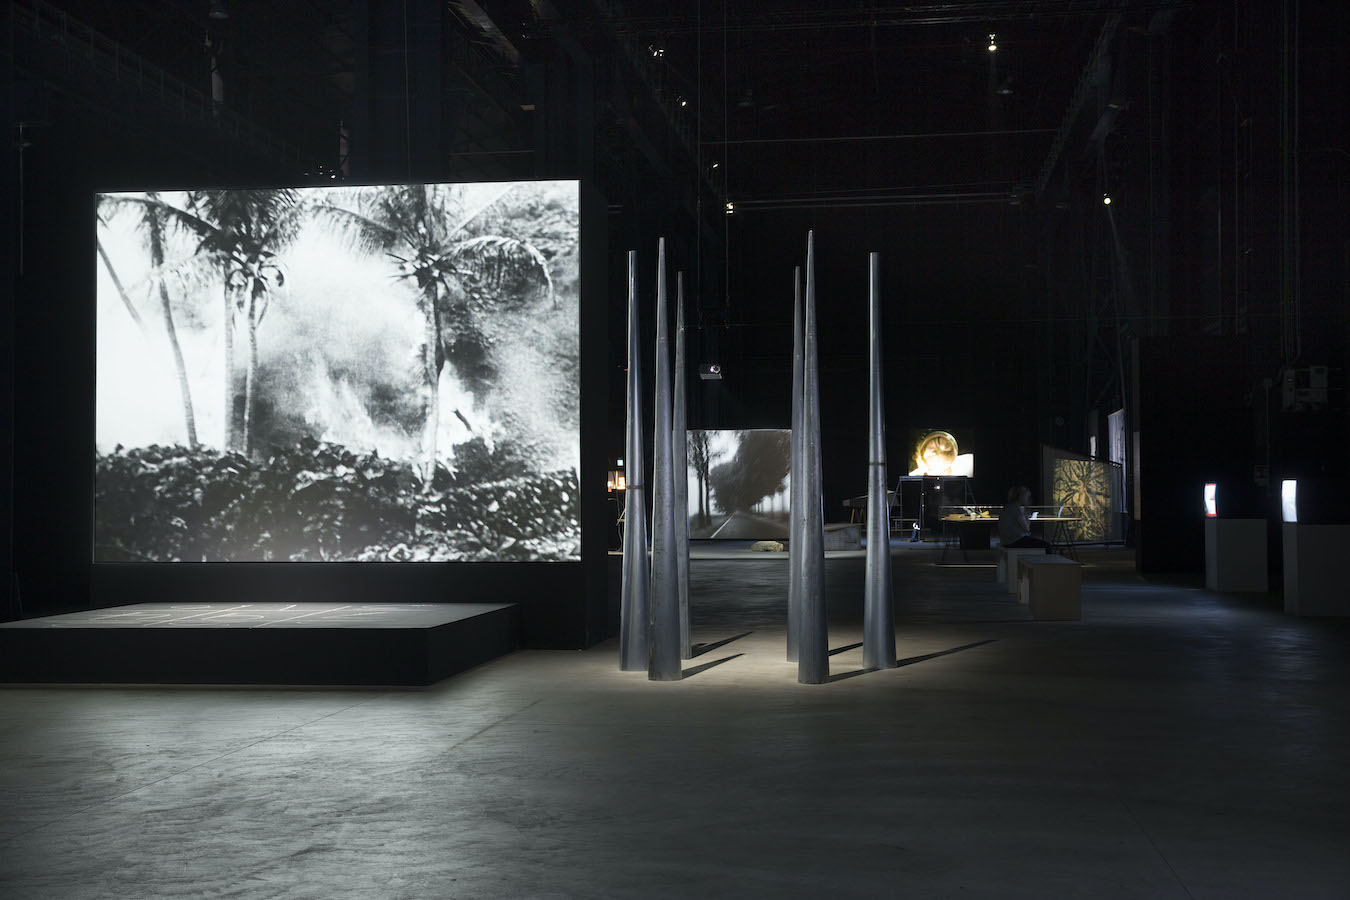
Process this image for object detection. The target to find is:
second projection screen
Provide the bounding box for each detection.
[686,429,791,540]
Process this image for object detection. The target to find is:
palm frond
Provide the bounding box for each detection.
[131,249,219,297]
[447,235,554,306]
[307,202,399,257]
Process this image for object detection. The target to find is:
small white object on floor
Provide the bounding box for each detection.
[749,540,786,552]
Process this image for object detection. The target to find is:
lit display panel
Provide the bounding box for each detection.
[1281,480,1297,523]
[1051,458,1116,541]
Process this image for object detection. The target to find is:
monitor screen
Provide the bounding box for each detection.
[908,428,974,477]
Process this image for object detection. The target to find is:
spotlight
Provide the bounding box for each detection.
[725,201,734,214]
[679,97,688,107]
[1102,193,1112,205]
[711,161,719,169]
[988,33,997,52]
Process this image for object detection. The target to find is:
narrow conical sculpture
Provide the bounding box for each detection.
[619,250,650,671]
[674,272,692,660]
[797,232,829,684]
[648,239,682,681]
[787,266,803,662]
[863,251,897,670]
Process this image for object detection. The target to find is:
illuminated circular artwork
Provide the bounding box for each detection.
[913,431,959,476]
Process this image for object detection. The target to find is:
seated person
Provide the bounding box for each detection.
[999,485,1051,552]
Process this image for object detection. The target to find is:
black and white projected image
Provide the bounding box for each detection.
[94,181,581,562]
[686,429,791,540]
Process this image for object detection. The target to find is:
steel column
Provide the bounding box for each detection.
[619,249,650,671]
[648,239,682,681]
[863,251,897,670]
[674,272,692,659]
[797,232,828,684]
[787,266,803,662]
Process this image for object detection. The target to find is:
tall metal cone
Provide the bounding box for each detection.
[864,251,897,669]
[787,266,803,662]
[648,239,682,681]
[674,272,692,659]
[619,250,650,671]
[798,232,829,684]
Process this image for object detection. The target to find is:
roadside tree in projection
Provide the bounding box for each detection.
[95,181,581,562]
[686,430,791,540]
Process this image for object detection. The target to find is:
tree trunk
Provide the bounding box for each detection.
[145,217,197,449]
[243,299,258,458]
[97,239,149,335]
[419,287,440,487]
[223,283,235,452]
[163,286,199,450]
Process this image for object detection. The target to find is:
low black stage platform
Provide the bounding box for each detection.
[0,602,519,686]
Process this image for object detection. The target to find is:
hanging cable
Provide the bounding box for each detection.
[722,0,730,321]
[402,0,413,179]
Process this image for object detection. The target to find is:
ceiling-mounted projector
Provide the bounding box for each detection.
[698,363,723,381]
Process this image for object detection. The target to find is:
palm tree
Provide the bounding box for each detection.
[321,184,553,484]
[97,193,198,449]
[181,189,304,456]
[105,190,305,455]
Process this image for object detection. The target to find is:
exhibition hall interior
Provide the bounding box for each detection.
[1,1,1347,896]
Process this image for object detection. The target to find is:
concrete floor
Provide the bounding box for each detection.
[2,546,1348,898]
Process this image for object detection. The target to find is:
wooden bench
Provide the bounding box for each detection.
[1017,555,1082,620]
[997,546,1045,592]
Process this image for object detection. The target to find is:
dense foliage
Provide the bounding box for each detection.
[94,438,580,563]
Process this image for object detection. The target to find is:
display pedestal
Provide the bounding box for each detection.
[1204,518,1268,592]
[824,522,862,551]
[998,546,1043,593]
[1017,556,1081,620]
[1283,524,1350,616]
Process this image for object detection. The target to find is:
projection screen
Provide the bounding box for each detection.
[95,181,581,562]
[686,429,791,540]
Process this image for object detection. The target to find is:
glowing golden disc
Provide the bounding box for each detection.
[913,431,959,475]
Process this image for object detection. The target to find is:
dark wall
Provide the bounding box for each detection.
[4,75,608,648]
[1133,336,1257,573]
[658,204,1046,516]
[1,49,14,620]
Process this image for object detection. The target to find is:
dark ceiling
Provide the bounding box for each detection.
[29,1,1182,198]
